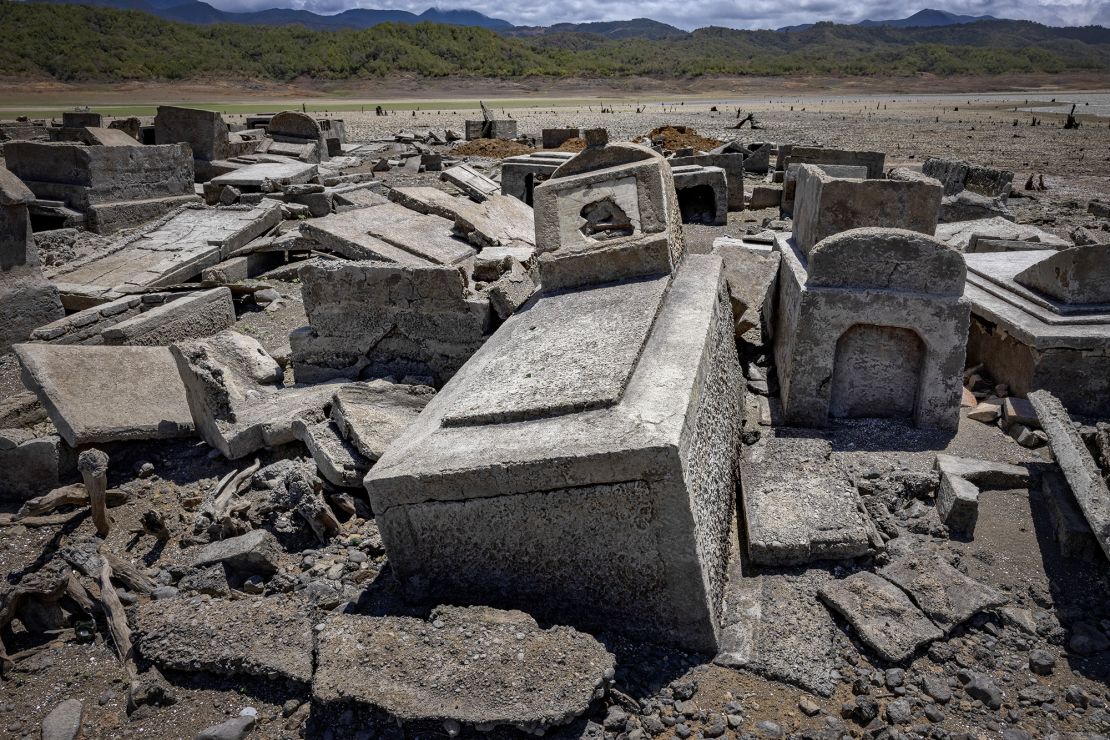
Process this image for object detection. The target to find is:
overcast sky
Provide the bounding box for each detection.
[204,0,1110,29]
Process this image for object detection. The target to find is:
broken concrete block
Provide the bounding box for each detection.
[934,454,1030,489]
[464,119,517,140]
[312,606,614,732]
[787,146,885,179]
[292,261,492,387]
[300,203,475,265]
[782,162,868,214]
[3,141,199,233]
[1029,390,1110,561]
[365,254,741,653]
[501,151,576,206]
[136,596,312,683]
[773,228,970,431]
[742,435,874,565]
[922,157,1014,197]
[1002,396,1039,430]
[1041,471,1104,561]
[0,165,65,353]
[532,142,686,291]
[210,162,318,193]
[542,127,581,149]
[15,343,194,446]
[329,381,435,462]
[440,163,499,201]
[291,417,370,488]
[486,260,537,320]
[40,699,84,740]
[191,528,281,575]
[936,217,1070,252]
[100,287,235,346]
[879,551,1007,632]
[937,471,980,536]
[819,571,944,663]
[712,239,779,336]
[967,401,1001,423]
[748,184,783,210]
[792,165,943,256]
[939,191,1014,223]
[0,430,61,500]
[389,186,535,249]
[672,153,744,211]
[170,330,342,459]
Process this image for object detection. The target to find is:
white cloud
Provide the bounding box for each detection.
[205,0,1110,30]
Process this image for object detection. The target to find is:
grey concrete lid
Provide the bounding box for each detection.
[550,141,660,180]
[1014,244,1110,305]
[0,166,34,206]
[806,227,965,295]
[365,254,726,511]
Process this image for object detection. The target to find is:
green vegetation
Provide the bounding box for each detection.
[1,1,1108,82]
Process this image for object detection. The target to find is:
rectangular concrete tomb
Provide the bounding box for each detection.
[365,254,742,652]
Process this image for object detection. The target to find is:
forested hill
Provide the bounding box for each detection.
[1,1,1108,82]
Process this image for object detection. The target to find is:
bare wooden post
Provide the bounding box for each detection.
[78,449,110,537]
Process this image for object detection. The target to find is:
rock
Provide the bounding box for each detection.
[41,699,83,740]
[329,380,435,462]
[195,715,255,740]
[878,551,1007,632]
[967,401,1001,423]
[178,564,231,597]
[922,673,952,703]
[136,597,313,684]
[885,697,912,724]
[312,605,615,733]
[964,673,1003,709]
[191,529,281,575]
[798,697,821,716]
[1029,650,1055,675]
[755,719,784,737]
[1069,622,1110,655]
[819,571,944,663]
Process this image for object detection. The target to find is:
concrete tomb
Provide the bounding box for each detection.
[787,146,886,179]
[0,166,64,353]
[922,157,1014,197]
[671,164,728,225]
[963,245,1110,417]
[792,165,943,256]
[773,227,970,431]
[781,162,868,215]
[464,119,517,141]
[364,141,742,653]
[267,110,329,163]
[3,141,199,233]
[291,261,493,387]
[671,152,745,211]
[154,106,260,181]
[541,127,582,149]
[500,151,576,206]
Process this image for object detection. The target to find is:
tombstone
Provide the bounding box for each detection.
[268,110,328,163]
[541,127,581,149]
[500,151,575,205]
[963,244,1110,417]
[672,152,745,210]
[464,119,517,141]
[3,142,198,233]
[781,162,868,215]
[922,157,1014,197]
[154,106,260,180]
[364,138,742,652]
[792,165,943,256]
[0,166,64,353]
[787,146,886,179]
[671,164,728,225]
[773,227,970,431]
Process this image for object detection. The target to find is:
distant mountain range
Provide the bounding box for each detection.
[779,8,998,32]
[29,0,516,30]
[22,2,1026,36]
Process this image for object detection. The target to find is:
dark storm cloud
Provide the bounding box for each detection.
[204,0,1110,30]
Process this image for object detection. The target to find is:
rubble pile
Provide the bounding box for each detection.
[0,104,1108,740]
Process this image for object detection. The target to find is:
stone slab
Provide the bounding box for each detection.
[879,551,1007,632]
[210,162,317,191]
[712,241,779,336]
[934,454,1030,489]
[312,606,614,732]
[1041,470,1104,561]
[440,163,499,201]
[303,203,475,265]
[100,287,235,346]
[1029,390,1110,561]
[15,343,194,446]
[136,596,313,684]
[937,470,980,535]
[819,571,944,663]
[0,431,61,500]
[292,417,370,488]
[441,275,669,426]
[742,435,874,565]
[389,186,535,248]
[330,381,435,462]
[935,217,1069,252]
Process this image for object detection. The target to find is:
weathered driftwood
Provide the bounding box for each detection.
[78,449,111,537]
[16,484,128,520]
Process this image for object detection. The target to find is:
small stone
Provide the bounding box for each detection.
[798,697,821,716]
[1065,685,1090,708]
[41,699,83,740]
[196,714,255,740]
[755,719,784,737]
[135,461,155,478]
[922,674,952,703]
[885,668,905,688]
[965,673,1003,709]
[967,401,1001,423]
[151,586,179,600]
[1028,650,1055,676]
[924,704,945,723]
[241,576,265,595]
[886,698,912,725]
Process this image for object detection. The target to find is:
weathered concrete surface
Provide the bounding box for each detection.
[672,164,728,225]
[819,571,944,663]
[388,187,535,249]
[742,435,874,565]
[936,470,982,535]
[1014,244,1110,305]
[782,162,868,214]
[441,163,499,201]
[773,229,970,431]
[293,261,491,387]
[365,255,741,652]
[15,343,194,446]
[792,165,943,256]
[100,287,235,346]
[939,191,1014,223]
[501,151,575,205]
[0,165,64,352]
[532,142,686,291]
[191,528,281,574]
[922,157,1014,197]
[1029,390,1110,561]
[52,203,281,302]
[330,380,435,462]
[0,430,61,500]
[1041,470,1105,561]
[136,597,313,684]
[300,203,475,265]
[935,217,1070,251]
[268,110,328,163]
[312,606,614,732]
[171,330,343,459]
[292,417,370,488]
[210,162,317,192]
[879,550,1007,632]
[672,153,744,210]
[935,454,1030,489]
[963,249,1110,417]
[787,147,886,179]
